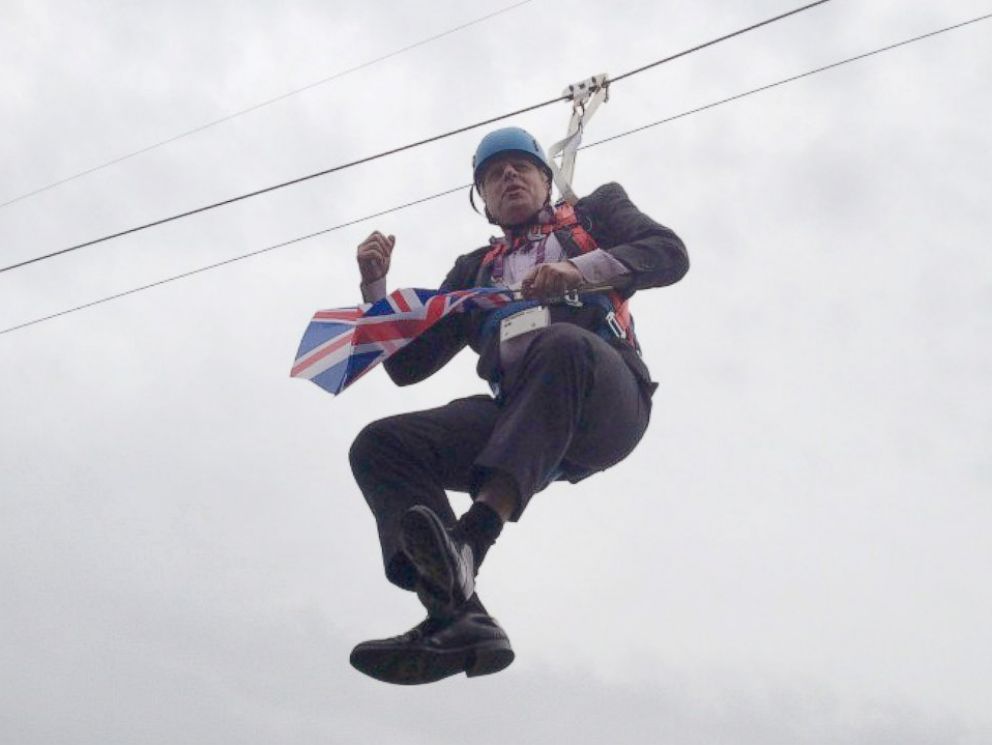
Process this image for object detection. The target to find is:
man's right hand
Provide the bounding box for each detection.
[357,231,395,284]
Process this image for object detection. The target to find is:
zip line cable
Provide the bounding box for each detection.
[0,185,470,337]
[0,0,535,211]
[3,10,987,339]
[608,0,831,84]
[582,12,992,151]
[0,0,833,276]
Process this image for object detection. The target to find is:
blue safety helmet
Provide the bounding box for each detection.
[472,127,552,187]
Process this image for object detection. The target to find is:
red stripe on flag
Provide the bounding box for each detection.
[424,296,448,324]
[291,332,353,377]
[352,318,431,345]
[391,291,412,313]
[314,309,362,321]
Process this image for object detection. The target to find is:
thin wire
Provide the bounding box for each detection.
[0,94,566,276]
[0,0,534,210]
[4,11,987,338]
[0,185,470,336]
[583,13,992,150]
[0,0,834,276]
[610,0,833,83]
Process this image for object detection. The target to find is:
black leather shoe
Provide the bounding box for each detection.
[400,505,475,618]
[349,603,514,685]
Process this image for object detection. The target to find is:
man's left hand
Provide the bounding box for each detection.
[520,261,583,300]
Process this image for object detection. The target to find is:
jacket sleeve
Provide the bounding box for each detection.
[578,182,689,296]
[381,255,472,387]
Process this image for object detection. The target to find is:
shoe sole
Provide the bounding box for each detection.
[400,507,463,616]
[350,640,515,685]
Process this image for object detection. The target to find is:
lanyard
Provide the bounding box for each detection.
[489,229,550,286]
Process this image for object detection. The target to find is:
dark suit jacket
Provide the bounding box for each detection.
[383,182,689,391]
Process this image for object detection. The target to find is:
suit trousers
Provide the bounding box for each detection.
[348,323,652,590]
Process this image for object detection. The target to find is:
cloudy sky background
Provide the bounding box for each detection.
[2,0,990,742]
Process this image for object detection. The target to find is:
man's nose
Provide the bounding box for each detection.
[499,164,520,180]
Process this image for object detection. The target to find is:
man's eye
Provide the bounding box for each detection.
[483,159,532,184]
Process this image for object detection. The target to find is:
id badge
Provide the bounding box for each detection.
[500,306,550,343]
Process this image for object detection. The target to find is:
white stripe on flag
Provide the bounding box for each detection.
[295,339,354,380]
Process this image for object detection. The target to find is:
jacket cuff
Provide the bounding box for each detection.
[568,249,630,286]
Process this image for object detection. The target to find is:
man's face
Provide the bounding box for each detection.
[479,154,550,227]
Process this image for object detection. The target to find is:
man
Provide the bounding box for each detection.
[347,127,688,684]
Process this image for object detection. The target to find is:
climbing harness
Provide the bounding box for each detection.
[478,202,637,357]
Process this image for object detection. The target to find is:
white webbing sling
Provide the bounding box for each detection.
[547,73,610,205]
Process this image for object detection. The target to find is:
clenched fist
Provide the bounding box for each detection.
[357,231,395,284]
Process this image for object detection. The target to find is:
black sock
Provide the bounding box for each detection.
[453,501,504,570]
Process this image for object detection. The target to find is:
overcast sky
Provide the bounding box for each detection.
[2,1,991,743]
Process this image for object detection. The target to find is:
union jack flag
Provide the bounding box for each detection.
[290,286,517,395]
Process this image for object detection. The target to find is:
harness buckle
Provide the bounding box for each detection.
[605,310,627,340]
